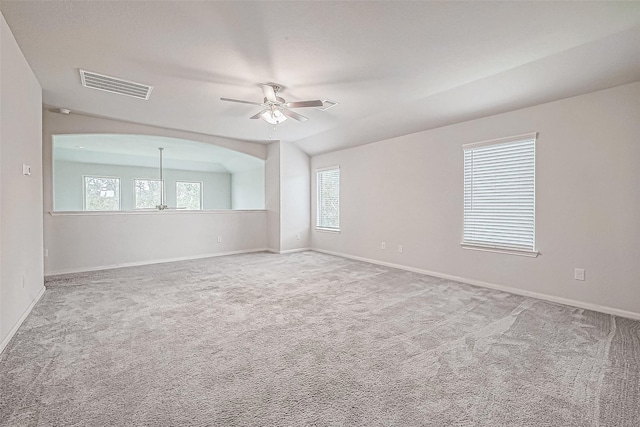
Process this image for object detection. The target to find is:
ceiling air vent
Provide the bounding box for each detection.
[315,99,339,111]
[79,69,153,100]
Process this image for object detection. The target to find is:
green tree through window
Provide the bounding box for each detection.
[84,176,120,211]
[176,181,202,210]
[134,179,162,209]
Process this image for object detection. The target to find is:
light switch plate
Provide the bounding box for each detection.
[22,164,31,176]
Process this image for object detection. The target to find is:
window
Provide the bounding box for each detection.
[316,167,340,231]
[84,176,120,211]
[176,181,202,210]
[462,133,537,256]
[134,179,162,209]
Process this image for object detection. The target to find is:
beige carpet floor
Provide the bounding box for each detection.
[1,251,638,426]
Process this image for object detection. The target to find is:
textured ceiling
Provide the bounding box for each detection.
[2,1,640,155]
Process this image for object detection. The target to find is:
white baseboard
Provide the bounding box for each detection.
[279,248,312,254]
[0,286,46,355]
[266,248,311,254]
[45,248,270,277]
[312,249,640,321]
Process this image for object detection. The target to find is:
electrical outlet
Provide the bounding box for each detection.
[217,236,222,243]
[398,245,403,254]
[574,268,585,281]
[381,242,386,250]
[44,248,49,257]
[296,234,300,240]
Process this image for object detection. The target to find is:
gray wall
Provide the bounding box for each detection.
[280,141,311,252]
[265,142,280,253]
[231,167,266,210]
[54,160,232,211]
[311,82,640,317]
[0,13,45,351]
[45,210,267,275]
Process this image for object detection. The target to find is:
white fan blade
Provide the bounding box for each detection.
[281,109,308,122]
[261,85,278,102]
[220,97,264,106]
[250,109,269,119]
[285,100,323,108]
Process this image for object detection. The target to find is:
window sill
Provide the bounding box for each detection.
[461,243,539,258]
[48,209,267,216]
[315,227,340,234]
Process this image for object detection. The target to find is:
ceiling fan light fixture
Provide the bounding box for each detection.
[261,109,287,125]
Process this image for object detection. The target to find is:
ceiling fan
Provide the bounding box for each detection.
[220,83,324,124]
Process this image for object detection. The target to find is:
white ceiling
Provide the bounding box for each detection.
[2,1,640,155]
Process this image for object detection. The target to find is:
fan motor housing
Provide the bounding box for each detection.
[264,96,286,105]
[261,82,285,94]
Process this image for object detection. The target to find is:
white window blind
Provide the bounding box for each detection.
[316,167,340,230]
[463,133,536,255]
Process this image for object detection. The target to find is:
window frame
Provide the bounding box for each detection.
[461,133,539,257]
[133,178,164,210]
[315,166,341,232]
[82,175,121,211]
[175,180,203,210]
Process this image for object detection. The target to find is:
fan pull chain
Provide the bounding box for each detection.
[268,123,277,139]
